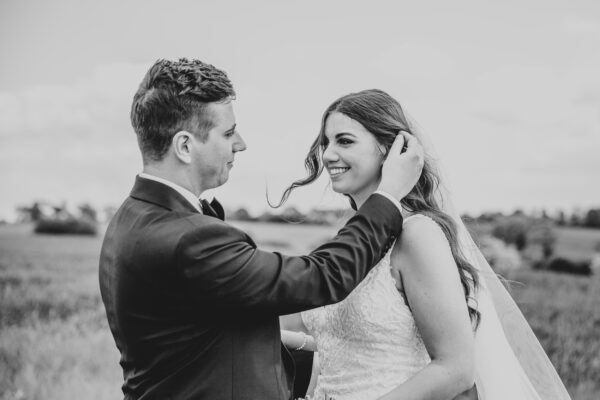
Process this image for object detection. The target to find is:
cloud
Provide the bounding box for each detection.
[472,109,523,128]
[0,63,151,218]
[562,15,600,36]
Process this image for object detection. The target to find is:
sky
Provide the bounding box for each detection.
[1,0,599,220]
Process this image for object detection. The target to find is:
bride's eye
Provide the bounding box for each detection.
[338,138,354,145]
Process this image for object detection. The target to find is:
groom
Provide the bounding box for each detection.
[99,58,424,400]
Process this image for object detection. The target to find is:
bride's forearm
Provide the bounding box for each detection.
[377,360,474,400]
[280,330,317,352]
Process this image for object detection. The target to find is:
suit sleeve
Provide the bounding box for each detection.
[177,193,403,315]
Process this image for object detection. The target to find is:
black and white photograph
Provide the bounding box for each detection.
[1,1,599,399]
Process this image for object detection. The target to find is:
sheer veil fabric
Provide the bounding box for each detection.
[450,201,571,399]
[414,118,572,399]
[462,224,571,399]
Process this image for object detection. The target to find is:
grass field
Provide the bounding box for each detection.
[0,222,598,399]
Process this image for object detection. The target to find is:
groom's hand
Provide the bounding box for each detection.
[378,132,424,201]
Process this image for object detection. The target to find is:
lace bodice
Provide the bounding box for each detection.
[301,215,431,400]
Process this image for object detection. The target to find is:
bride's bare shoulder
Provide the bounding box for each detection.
[399,213,446,243]
[391,213,451,272]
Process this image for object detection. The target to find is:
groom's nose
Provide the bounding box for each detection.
[233,132,247,152]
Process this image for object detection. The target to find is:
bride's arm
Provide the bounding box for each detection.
[378,217,475,400]
[280,313,317,352]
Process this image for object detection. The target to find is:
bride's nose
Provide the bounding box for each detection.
[322,144,339,163]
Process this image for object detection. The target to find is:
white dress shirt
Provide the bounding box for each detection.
[138,173,203,213]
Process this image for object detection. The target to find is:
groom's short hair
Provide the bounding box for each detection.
[131,58,235,162]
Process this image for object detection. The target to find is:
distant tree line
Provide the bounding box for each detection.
[14,201,600,245]
[229,206,349,226]
[15,202,350,232]
[467,208,600,229]
[16,201,99,236]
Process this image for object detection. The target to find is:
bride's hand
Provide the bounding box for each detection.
[378,132,424,201]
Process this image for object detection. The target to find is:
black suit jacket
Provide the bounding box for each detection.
[99,176,402,400]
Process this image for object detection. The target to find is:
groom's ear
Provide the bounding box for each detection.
[172,131,193,164]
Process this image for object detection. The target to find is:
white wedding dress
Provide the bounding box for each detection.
[301,215,432,400]
[301,214,570,400]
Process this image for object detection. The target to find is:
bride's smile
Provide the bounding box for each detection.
[327,166,350,177]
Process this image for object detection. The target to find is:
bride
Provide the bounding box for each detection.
[278,89,571,400]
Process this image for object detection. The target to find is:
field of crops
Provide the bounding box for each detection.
[0,222,598,400]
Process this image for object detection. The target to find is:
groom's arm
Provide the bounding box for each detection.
[178,193,402,315]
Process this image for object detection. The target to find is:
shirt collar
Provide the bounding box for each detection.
[138,173,202,213]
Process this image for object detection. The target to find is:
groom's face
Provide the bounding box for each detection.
[190,102,246,190]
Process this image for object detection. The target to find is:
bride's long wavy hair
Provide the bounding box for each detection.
[277,89,481,328]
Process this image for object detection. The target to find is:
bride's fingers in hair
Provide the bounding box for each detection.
[398,130,411,153]
[400,133,425,168]
[388,133,406,155]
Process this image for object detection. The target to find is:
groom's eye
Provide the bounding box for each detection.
[223,124,237,138]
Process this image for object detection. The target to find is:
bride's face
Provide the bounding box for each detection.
[322,112,386,198]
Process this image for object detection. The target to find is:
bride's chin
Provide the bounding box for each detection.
[331,184,349,194]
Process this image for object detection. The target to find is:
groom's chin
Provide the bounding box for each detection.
[214,174,230,189]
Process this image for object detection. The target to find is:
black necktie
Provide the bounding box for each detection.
[200,198,225,220]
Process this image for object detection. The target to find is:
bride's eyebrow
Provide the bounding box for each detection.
[335,132,356,139]
[322,132,355,143]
